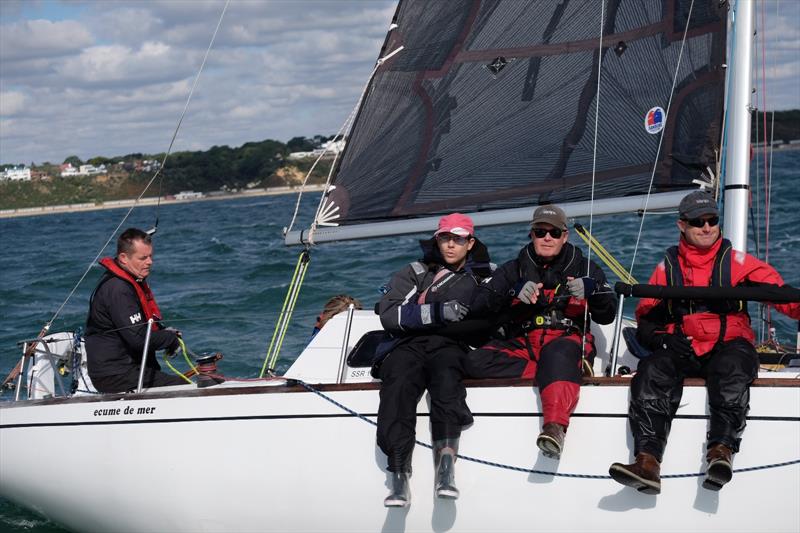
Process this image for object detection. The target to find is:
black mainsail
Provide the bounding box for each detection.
[288,0,727,244]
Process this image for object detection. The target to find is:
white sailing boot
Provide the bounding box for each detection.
[434,438,460,499]
[384,472,411,507]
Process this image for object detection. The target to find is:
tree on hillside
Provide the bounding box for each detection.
[287,136,315,152]
[64,155,83,166]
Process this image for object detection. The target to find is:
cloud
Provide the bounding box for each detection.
[0,91,27,116]
[0,19,93,62]
[55,41,196,87]
[1,0,798,165]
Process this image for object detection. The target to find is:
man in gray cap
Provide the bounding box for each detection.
[464,204,616,461]
[609,190,800,494]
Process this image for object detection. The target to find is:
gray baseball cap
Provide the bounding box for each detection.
[531,205,567,230]
[679,191,718,220]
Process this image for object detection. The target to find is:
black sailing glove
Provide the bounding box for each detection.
[657,334,696,359]
[441,301,469,323]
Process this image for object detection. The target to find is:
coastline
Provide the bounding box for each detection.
[0,184,325,219]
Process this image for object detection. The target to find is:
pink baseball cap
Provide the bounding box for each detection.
[434,213,474,237]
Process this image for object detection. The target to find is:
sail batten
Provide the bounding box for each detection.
[293,0,726,245]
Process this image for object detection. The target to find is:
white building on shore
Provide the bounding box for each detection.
[1,166,32,181]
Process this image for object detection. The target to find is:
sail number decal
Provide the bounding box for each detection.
[644,107,665,134]
[92,405,157,417]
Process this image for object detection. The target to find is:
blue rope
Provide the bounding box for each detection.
[296,380,800,480]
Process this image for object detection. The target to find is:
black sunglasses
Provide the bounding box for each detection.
[532,227,564,239]
[683,215,720,228]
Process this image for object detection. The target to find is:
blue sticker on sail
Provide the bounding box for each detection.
[644,106,665,134]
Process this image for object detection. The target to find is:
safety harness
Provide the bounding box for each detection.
[663,238,746,346]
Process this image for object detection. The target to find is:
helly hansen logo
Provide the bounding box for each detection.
[129,312,142,324]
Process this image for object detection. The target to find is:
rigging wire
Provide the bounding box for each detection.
[580,0,606,360]
[42,0,231,331]
[626,0,696,282]
[285,45,404,241]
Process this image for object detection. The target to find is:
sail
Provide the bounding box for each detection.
[289,0,727,244]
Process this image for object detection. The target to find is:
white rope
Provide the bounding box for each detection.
[285,45,404,244]
[626,0,696,283]
[45,0,231,328]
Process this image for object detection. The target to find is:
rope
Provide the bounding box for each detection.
[259,249,311,377]
[573,224,638,284]
[626,0,696,283]
[42,0,231,332]
[295,379,799,479]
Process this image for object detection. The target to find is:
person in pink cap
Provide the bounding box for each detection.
[375,213,492,507]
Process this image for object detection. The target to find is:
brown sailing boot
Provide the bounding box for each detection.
[609,453,662,495]
[703,443,733,491]
[536,422,566,460]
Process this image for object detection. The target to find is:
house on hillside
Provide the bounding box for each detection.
[2,166,32,181]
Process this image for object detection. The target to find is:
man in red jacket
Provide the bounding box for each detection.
[609,191,800,494]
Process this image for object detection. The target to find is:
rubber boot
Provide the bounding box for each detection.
[536,422,566,460]
[384,472,410,508]
[703,443,733,491]
[433,438,459,499]
[608,452,662,495]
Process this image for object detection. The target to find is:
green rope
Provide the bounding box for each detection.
[573,223,638,284]
[260,249,310,377]
[162,338,197,384]
[268,258,310,371]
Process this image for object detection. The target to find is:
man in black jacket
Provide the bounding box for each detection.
[85,228,186,393]
[465,205,616,460]
[376,213,492,507]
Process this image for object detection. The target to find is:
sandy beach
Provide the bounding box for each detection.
[0,184,325,219]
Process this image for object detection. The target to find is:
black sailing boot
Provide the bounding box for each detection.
[384,471,411,508]
[433,438,460,499]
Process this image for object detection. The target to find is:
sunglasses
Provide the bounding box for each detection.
[683,215,720,228]
[532,227,564,239]
[436,233,470,246]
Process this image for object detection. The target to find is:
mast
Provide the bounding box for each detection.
[723,0,755,252]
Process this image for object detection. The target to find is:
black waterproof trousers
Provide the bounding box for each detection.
[377,335,473,473]
[629,338,759,461]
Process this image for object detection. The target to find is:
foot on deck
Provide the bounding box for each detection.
[435,450,459,499]
[609,452,661,495]
[536,423,566,460]
[703,444,733,491]
[384,472,410,508]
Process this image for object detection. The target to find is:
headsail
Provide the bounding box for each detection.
[287,0,727,244]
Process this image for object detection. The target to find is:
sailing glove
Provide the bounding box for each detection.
[441,301,469,323]
[567,277,597,300]
[657,333,696,359]
[517,281,541,304]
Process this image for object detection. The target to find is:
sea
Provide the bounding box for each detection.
[0,150,798,531]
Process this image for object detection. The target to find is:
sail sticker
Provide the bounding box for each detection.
[485,57,515,78]
[644,107,665,134]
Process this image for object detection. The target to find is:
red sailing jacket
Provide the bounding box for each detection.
[99,257,163,331]
[636,237,800,356]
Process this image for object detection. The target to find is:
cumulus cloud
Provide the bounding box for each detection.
[0,0,797,165]
[0,91,27,116]
[0,19,93,62]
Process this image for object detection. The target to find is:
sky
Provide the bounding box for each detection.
[1,0,798,166]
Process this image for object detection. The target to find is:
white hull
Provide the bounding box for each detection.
[2,314,798,532]
[2,383,799,530]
